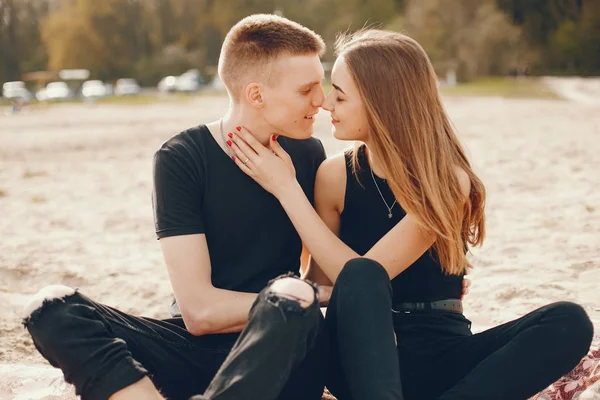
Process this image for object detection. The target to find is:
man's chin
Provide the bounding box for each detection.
[280,128,313,140]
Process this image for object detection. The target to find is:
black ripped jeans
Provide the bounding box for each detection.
[326,258,594,400]
[24,276,329,400]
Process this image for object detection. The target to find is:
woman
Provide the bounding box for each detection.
[226,30,593,400]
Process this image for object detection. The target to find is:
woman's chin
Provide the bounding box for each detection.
[333,127,354,142]
[332,127,343,140]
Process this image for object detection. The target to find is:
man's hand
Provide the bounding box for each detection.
[317,285,333,306]
[461,276,471,300]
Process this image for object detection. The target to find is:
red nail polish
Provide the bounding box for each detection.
[272,134,277,141]
[236,126,241,132]
[232,156,236,161]
[228,133,233,139]
[226,140,232,146]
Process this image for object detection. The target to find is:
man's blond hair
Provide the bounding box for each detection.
[218,14,325,100]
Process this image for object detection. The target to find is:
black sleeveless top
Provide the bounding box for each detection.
[338,145,463,303]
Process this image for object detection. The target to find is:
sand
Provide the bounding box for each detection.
[0,93,598,396]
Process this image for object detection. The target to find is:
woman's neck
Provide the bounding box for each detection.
[364,144,387,179]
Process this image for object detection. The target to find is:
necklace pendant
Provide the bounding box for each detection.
[388,212,392,219]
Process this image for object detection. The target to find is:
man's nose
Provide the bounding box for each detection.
[312,86,325,107]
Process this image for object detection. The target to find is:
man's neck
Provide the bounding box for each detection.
[221,106,275,146]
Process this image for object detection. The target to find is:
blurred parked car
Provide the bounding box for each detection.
[158,76,177,93]
[2,81,32,101]
[37,81,72,101]
[81,80,109,99]
[114,78,140,96]
[158,70,205,93]
[175,69,204,92]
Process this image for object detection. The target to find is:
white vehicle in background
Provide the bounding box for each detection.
[158,69,205,94]
[175,69,204,92]
[2,81,32,101]
[81,80,109,99]
[158,76,177,93]
[37,81,72,101]
[114,78,140,96]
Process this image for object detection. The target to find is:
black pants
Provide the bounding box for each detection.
[326,258,594,400]
[23,277,329,400]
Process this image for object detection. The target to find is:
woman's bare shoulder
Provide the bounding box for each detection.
[315,153,347,211]
[319,153,347,175]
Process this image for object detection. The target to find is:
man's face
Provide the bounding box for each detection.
[259,54,325,139]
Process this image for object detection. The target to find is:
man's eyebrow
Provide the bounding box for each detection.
[301,80,322,88]
[332,84,345,94]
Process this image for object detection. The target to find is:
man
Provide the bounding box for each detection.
[23,14,330,400]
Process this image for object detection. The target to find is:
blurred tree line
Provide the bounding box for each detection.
[1,0,599,85]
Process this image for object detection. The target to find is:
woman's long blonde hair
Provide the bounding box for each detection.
[337,30,486,275]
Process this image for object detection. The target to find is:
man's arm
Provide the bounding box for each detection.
[153,141,259,336]
[160,233,257,336]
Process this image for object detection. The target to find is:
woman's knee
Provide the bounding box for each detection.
[547,301,594,353]
[337,258,389,287]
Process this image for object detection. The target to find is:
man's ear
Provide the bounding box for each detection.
[244,82,264,108]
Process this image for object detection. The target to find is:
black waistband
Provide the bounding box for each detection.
[393,299,463,314]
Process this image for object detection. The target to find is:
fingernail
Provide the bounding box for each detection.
[272,134,277,141]
[228,133,233,139]
[226,140,232,146]
[236,126,241,131]
[232,156,236,161]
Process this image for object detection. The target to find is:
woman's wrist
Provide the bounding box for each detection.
[276,181,304,206]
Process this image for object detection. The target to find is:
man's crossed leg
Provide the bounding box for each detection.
[23,276,328,400]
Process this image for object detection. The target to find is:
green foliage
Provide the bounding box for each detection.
[551,21,582,71]
[497,0,600,76]
[580,0,600,73]
[402,0,524,81]
[0,0,49,82]
[1,0,599,87]
[41,0,148,80]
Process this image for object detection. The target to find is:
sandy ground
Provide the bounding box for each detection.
[0,93,598,370]
[544,77,600,106]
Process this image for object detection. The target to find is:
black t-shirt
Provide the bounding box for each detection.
[152,125,326,302]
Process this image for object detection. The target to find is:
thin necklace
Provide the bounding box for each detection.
[219,117,231,157]
[370,166,397,219]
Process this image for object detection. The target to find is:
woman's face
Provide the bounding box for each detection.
[322,56,370,142]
